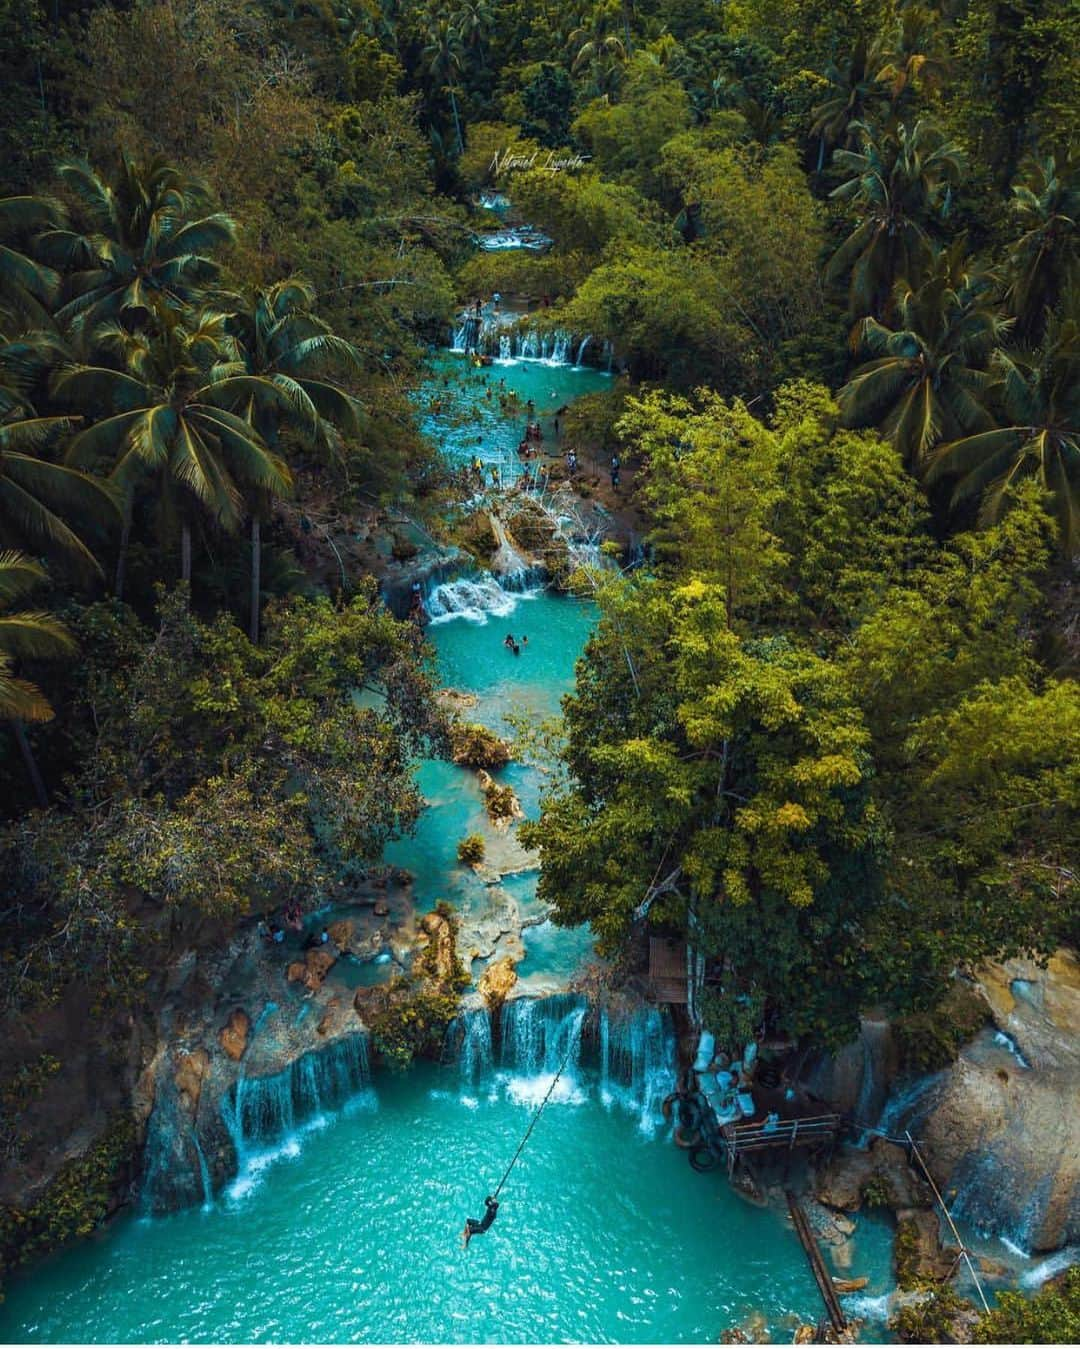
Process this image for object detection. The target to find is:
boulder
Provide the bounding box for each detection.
[174,1048,210,1112]
[218,1009,250,1061]
[449,721,512,770]
[317,998,341,1036]
[815,1138,933,1213]
[479,956,518,1008]
[286,947,337,992]
[328,919,354,951]
[832,1277,869,1294]
[373,900,389,918]
[895,1208,960,1288]
[418,909,458,985]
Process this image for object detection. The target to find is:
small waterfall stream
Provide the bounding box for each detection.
[221,1033,372,1160]
[448,996,675,1130]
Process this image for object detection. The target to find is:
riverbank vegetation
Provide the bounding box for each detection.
[0,0,1078,1318]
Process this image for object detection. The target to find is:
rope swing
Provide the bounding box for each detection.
[462,1030,578,1241]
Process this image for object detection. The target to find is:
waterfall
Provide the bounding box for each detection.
[602,338,614,371]
[1021,1246,1080,1288]
[457,1008,494,1085]
[221,1033,371,1161]
[575,335,591,366]
[499,994,587,1077]
[425,572,539,624]
[599,1005,677,1133]
[498,334,511,361]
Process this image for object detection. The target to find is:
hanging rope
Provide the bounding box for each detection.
[490,1031,579,1201]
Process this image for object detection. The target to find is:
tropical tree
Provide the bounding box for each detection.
[928,310,1080,551]
[838,244,1004,468]
[568,3,627,94]
[871,3,951,107]
[39,154,236,332]
[809,38,885,168]
[827,118,965,318]
[1004,149,1080,340]
[219,279,363,640]
[421,16,466,155]
[57,303,293,595]
[0,550,76,806]
[0,343,118,580]
[0,194,62,325]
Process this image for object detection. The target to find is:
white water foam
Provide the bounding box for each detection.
[426,575,541,624]
[1020,1246,1080,1288]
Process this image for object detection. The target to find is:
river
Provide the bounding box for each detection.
[0,308,903,1342]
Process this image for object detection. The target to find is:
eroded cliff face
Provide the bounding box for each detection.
[917,953,1080,1252]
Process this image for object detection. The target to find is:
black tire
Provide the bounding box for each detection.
[689,1144,722,1173]
[676,1097,702,1131]
[661,1092,678,1122]
[673,1123,702,1150]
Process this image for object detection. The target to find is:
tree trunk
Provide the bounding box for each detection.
[115,491,132,600]
[13,720,48,809]
[180,522,192,592]
[449,87,464,155]
[249,515,261,644]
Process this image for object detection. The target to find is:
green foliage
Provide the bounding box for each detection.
[0,583,447,1009]
[893,983,989,1074]
[0,1111,135,1293]
[482,779,517,821]
[892,1285,978,1341]
[457,832,485,865]
[449,721,511,769]
[974,1266,1080,1345]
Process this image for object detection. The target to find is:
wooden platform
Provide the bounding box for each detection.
[648,937,688,1004]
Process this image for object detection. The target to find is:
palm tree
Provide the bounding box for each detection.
[421,17,466,156]
[219,279,362,640]
[0,550,76,806]
[927,310,1080,551]
[827,118,965,318]
[0,194,63,326]
[568,6,627,93]
[0,332,118,581]
[39,154,237,332]
[57,303,292,596]
[838,244,1004,468]
[871,3,950,107]
[454,0,493,60]
[810,38,885,169]
[1004,150,1080,341]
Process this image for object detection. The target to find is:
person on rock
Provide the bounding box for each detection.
[462,1195,499,1249]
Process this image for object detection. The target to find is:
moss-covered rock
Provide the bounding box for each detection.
[894,983,989,1075]
[0,1111,136,1296]
[449,721,512,769]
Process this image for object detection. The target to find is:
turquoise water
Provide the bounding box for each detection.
[0,339,901,1344]
[0,1061,895,1343]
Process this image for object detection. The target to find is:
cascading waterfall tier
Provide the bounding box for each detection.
[449,317,596,368]
[221,1033,371,1159]
[448,996,675,1130]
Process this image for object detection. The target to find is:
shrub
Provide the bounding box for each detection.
[449,722,511,769]
[894,982,988,1074]
[974,1266,1080,1344]
[457,833,485,864]
[483,780,517,820]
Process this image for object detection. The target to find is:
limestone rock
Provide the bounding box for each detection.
[815,1138,933,1213]
[174,1048,210,1112]
[317,998,341,1036]
[479,956,518,1007]
[219,1009,250,1061]
[286,947,337,992]
[373,900,389,918]
[449,721,512,770]
[477,769,523,827]
[895,1208,959,1288]
[328,919,354,951]
[793,1326,816,1343]
[418,909,458,985]
[832,1277,869,1293]
[436,688,479,715]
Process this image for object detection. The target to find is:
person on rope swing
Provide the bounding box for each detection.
[462,1196,499,1249]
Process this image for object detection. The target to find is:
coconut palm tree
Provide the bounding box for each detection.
[838,244,1004,469]
[827,118,965,318]
[56,303,292,596]
[39,154,236,332]
[421,16,466,155]
[810,38,885,169]
[1004,150,1080,341]
[0,550,76,806]
[0,194,63,326]
[871,3,950,108]
[568,5,627,94]
[219,279,362,639]
[927,309,1080,551]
